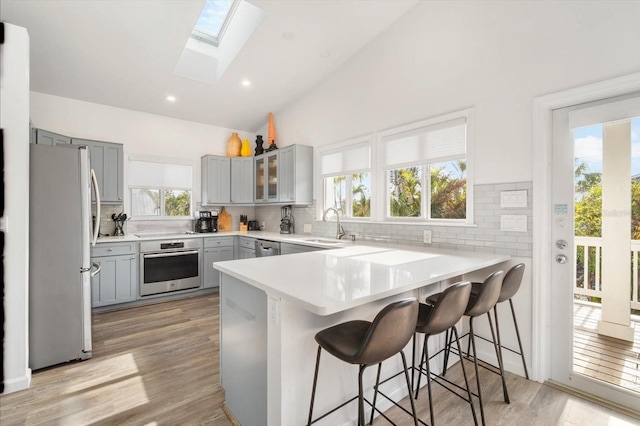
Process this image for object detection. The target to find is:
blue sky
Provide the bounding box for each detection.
[573,117,640,176]
[194,0,233,37]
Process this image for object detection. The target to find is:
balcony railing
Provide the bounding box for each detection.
[574,236,640,311]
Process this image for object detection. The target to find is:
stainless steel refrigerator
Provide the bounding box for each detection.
[29,143,101,370]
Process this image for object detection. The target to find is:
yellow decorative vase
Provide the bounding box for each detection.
[226,132,241,157]
[240,139,252,157]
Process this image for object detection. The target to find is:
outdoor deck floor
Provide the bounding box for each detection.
[573,302,640,394]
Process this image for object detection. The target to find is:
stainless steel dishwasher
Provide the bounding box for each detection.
[254,239,281,257]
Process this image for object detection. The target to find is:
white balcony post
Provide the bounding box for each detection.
[597,120,634,341]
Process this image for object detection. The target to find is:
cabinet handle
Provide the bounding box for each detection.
[107,248,113,251]
[205,249,209,252]
[131,256,135,260]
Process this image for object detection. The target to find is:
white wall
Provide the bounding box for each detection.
[29,92,256,206]
[274,0,640,185]
[1,23,32,394]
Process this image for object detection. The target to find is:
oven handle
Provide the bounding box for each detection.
[143,250,200,259]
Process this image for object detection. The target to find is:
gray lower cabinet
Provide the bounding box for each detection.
[203,236,234,288]
[72,138,124,204]
[280,242,324,255]
[91,242,137,307]
[231,157,254,204]
[239,236,256,258]
[34,129,71,145]
[202,155,231,205]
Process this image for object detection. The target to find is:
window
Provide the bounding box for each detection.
[192,0,239,47]
[317,110,472,224]
[381,115,468,222]
[129,159,193,218]
[318,140,372,219]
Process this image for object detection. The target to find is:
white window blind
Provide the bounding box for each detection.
[320,143,371,176]
[129,160,193,189]
[382,117,466,168]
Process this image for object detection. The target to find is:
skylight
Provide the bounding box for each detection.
[192,0,238,47]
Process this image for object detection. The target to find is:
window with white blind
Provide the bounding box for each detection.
[318,138,372,219]
[129,157,194,218]
[380,112,470,222]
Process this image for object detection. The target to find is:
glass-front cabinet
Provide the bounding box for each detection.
[254,151,279,203]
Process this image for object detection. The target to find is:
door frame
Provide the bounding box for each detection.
[532,72,640,384]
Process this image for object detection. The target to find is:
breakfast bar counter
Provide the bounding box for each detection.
[214,245,510,426]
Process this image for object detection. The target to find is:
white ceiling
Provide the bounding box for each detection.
[1,0,418,131]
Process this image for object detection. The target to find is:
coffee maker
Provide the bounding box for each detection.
[280,205,294,234]
[195,210,218,233]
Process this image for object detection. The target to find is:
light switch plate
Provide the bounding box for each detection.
[500,215,527,232]
[500,190,527,208]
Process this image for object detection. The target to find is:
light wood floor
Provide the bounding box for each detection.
[2,293,639,425]
[573,302,640,393]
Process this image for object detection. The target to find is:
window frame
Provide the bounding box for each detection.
[316,109,474,226]
[128,155,195,220]
[316,135,374,221]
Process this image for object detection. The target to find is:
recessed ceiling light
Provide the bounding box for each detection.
[241,79,251,87]
[320,50,331,58]
[283,31,295,41]
[166,95,176,102]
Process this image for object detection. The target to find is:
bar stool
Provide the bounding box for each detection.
[412,281,477,426]
[307,298,419,426]
[471,263,528,380]
[426,270,504,426]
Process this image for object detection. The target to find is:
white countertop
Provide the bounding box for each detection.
[96,231,349,249]
[214,245,510,316]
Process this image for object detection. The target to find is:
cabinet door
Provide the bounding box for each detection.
[279,146,295,202]
[239,247,255,259]
[36,129,71,145]
[231,157,254,204]
[73,139,124,204]
[91,254,137,307]
[203,247,234,288]
[202,155,231,205]
[266,151,279,202]
[254,156,265,202]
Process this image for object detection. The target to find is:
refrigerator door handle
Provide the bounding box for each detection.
[90,262,101,277]
[91,168,101,246]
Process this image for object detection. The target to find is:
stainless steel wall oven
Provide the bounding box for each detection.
[139,238,202,296]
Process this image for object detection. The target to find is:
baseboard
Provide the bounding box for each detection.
[1,370,31,395]
[545,381,640,420]
[222,402,241,426]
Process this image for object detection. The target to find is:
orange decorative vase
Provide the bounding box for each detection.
[226,132,241,157]
[240,139,252,157]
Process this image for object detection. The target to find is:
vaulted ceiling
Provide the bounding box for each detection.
[1,0,418,131]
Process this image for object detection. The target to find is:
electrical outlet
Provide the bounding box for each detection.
[303,223,312,233]
[423,230,432,244]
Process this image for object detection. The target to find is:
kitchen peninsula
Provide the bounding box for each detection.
[214,245,510,426]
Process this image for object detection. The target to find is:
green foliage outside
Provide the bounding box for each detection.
[352,173,371,218]
[165,190,191,216]
[389,161,466,219]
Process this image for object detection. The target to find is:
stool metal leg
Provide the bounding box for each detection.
[307,346,323,426]
[469,318,486,426]
[358,365,367,426]
[452,326,478,426]
[487,310,509,404]
[369,363,382,425]
[423,335,435,426]
[509,299,529,379]
[414,335,429,400]
[400,350,419,426]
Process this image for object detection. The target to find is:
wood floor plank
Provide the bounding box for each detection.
[2,293,639,425]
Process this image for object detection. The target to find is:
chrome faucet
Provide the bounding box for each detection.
[323,207,345,240]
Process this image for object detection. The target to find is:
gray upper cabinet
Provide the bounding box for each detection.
[72,138,124,204]
[230,157,254,204]
[278,145,313,205]
[201,155,231,205]
[35,129,71,145]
